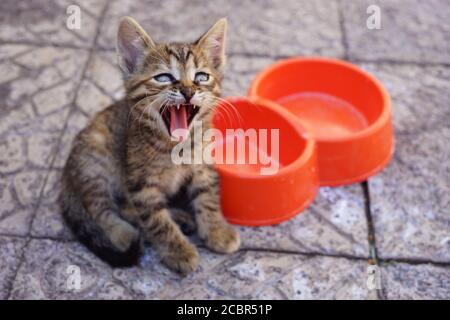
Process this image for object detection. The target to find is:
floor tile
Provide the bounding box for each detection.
[354,64,450,262]
[369,127,450,262]
[359,63,450,135]
[239,184,369,257]
[0,236,27,299]
[97,0,344,57]
[342,0,450,63]
[0,45,89,236]
[381,262,450,299]
[9,238,376,299]
[0,0,107,48]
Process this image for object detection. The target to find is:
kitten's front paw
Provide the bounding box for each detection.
[205,224,241,254]
[161,241,199,275]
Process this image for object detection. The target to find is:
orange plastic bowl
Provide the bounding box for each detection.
[249,57,394,186]
[212,97,318,226]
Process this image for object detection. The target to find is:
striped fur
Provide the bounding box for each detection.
[60,17,240,274]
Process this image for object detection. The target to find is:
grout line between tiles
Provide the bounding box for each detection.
[361,181,386,300]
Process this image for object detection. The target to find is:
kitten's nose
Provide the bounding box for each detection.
[180,87,194,103]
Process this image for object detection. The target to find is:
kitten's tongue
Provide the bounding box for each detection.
[170,105,189,141]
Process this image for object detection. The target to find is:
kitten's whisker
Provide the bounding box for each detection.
[126,88,165,129]
[133,96,164,138]
[206,96,244,128]
[216,97,245,128]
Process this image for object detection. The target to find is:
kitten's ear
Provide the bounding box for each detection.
[116,16,155,75]
[196,18,227,72]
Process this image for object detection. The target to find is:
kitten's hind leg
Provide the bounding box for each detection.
[61,154,142,266]
[61,186,142,267]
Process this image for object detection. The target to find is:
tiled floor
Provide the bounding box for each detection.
[0,0,449,299]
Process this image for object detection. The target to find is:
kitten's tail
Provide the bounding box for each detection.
[59,187,142,267]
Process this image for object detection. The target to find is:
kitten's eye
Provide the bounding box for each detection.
[194,72,209,83]
[154,73,174,83]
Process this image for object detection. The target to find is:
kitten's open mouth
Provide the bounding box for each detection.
[160,104,200,140]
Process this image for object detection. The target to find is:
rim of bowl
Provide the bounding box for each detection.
[248,56,392,143]
[213,96,316,180]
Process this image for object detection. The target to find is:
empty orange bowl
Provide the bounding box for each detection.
[249,57,394,186]
[212,97,318,226]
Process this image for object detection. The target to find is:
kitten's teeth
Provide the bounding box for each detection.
[177,104,180,110]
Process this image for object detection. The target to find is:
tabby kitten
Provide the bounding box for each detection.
[60,17,240,274]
